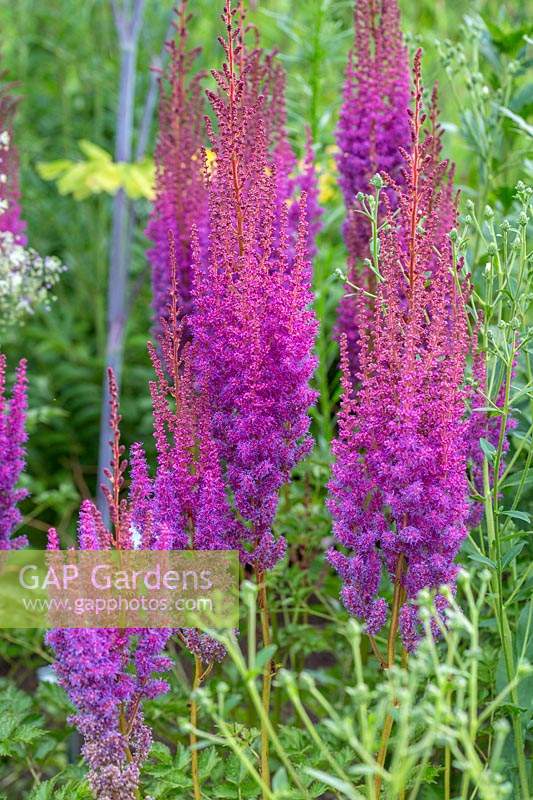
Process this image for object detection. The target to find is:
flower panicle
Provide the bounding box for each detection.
[146,0,208,334]
[0,354,28,550]
[329,51,474,652]
[192,1,318,573]
[0,72,26,244]
[46,376,172,800]
[335,0,411,374]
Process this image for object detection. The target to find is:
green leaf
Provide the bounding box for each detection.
[499,107,533,138]
[117,160,155,199]
[499,510,531,524]
[501,541,527,569]
[501,468,533,490]
[254,643,278,672]
[468,553,496,569]
[77,139,112,161]
[272,766,289,792]
[479,437,497,460]
[36,159,73,180]
[484,19,533,53]
[303,768,363,800]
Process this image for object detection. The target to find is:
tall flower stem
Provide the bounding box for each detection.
[191,655,203,800]
[374,555,406,799]
[255,568,273,797]
[444,739,452,799]
[119,708,142,800]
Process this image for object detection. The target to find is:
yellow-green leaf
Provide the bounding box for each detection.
[78,139,113,162]
[36,159,73,180]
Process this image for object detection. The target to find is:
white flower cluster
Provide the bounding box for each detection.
[0,229,66,327]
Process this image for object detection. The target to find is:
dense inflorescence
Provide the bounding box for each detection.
[46,373,173,800]
[191,0,318,574]
[145,1,207,334]
[244,44,321,260]
[147,1,320,338]
[146,239,231,662]
[328,52,473,651]
[335,0,411,373]
[0,354,28,550]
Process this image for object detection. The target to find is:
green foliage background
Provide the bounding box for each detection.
[0,0,531,798]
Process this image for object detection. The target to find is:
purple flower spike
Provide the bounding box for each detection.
[146,1,208,336]
[46,372,172,800]
[191,1,318,573]
[0,355,28,550]
[335,0,411,376]
[328,52,474,652]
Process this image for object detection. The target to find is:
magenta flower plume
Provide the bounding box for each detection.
[242,43,321,259]
[0,355,28,550]
[146,0,208,334]
[146,237,232,663]
[147,1,320,340]
[191,1,318,574]
[328,52,473,652]
[0,72,27,244]
[335,0,410,372]
[46,372,173,800]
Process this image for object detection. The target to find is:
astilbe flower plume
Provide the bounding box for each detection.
[214,1,321,261]
[46,373,173,800]
[145,0,208,333]
[237,20,321,258]
[328,52,473,652]
[144,238,232,663]
[335,0,410,372]
[0,355,28,550]
[192,0,318,573]
[147,1,320,336]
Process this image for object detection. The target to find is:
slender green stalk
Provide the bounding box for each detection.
[191,655,203,800]
[482,341,530,798]
[374,555,406,798]
[444,744,451,800]
[223,631,312,800]
[283,674,359,794]
[255,568,273,799]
